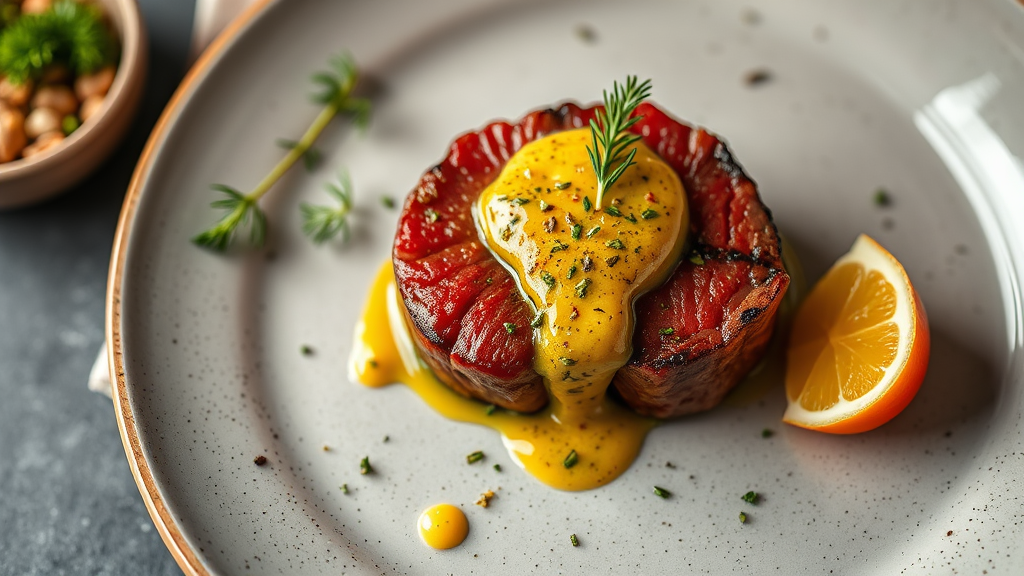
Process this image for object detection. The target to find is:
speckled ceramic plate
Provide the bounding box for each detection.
[108,0,1024,573]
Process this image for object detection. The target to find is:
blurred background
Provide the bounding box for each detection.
[0,1,193,573]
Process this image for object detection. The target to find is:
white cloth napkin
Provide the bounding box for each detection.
[89,0,261,397]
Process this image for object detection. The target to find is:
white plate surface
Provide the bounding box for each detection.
[111,0,1024,573]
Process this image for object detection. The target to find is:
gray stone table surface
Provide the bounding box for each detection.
[0,2,195,574]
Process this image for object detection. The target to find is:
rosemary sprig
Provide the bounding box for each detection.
[192,54,370,251]
[300,171,354,244]
[586,76,652,209]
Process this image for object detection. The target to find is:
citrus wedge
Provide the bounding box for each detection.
[783,234,930,434]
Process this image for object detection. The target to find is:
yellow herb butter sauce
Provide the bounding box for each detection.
[351,128,688,491]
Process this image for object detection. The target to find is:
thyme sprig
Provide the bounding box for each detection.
[586,76,652,209]
[192,54,370,251]
[300,171,353,244]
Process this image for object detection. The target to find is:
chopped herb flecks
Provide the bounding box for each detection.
[739,512,748,523]
[874,188,891,207]
[555,181,572,190]
[360,456,373,475]
[493,463,502,472]
[605,238,625,250]
[605,255,619,267]
[300,344,314,356]
[539,200,551,212]
[624,213,637,224]
[570,533,580,547]
[467,451,485,464]
[564,449,579,468]
[604,206,623,217]
[575,278,592,298]
[741,491,759,504]
[504,322,516,334]
[512,197,530,206]
[653,486,671,498]
[586,226,601,238]
[641,208,659,220]
[551,241,569,253]
[540,271,556,289]
[582,196,593,212]
[381,196,395,209]
[560,357,578,366]
[485,404,497,415]
[689,253,705,266]
[761,428,774,438]
[425,208,439,223]
[659,327,674,335]
[531,311,545,328]
[571,224,583,240]
[341,483,349,494]
[567,265,578,279]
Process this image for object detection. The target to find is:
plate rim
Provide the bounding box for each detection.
[105,1,274,574]
[104,2,1024,574]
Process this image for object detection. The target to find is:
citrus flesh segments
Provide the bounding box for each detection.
[783,235,930,434]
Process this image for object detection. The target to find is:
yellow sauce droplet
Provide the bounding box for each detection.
[417,504,468,550]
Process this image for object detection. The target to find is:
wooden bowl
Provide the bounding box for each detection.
[0,0,147,209]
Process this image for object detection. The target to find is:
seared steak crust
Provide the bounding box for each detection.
[392,102,788,417]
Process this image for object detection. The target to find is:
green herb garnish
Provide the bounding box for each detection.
[494,464,502,472]
[193,54,370,251]
[467,451,485,464]
[641,208,659,220]
[582,196,592,212]
[61,114,79,136]
[575,278,591,298]
[425,208,440,223]
[340,483,349,494]
[570,533,579,547]
[605,238,625,250]
[659,327,674,336]
[586,226,601,238]
[741,491,759,504]
[624,213,637,224]
[560,357,577,366]
[381,196,396,209]
[604,205,623,217]
[554,181,572,190]
[874,188,891,206]
[300,171,354,244]
[0,0,114,84]
[567,265,577,279]
[586,76,653,208]
[531,311,545,328]
[739,512,748,523]
[512,197,530,206]
[689,253,705,266]
[276,138,322,172]
[571,224,583,240]
[503,322,516,334]
[551,241,569,253]
[761,428,774,438]
[359,456,372,475]
[563,449,579,468]
[653,486,671,498]
[540,271,556,289]
[485,404,497,415]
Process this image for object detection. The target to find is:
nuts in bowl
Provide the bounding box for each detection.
[0,0,146,209]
